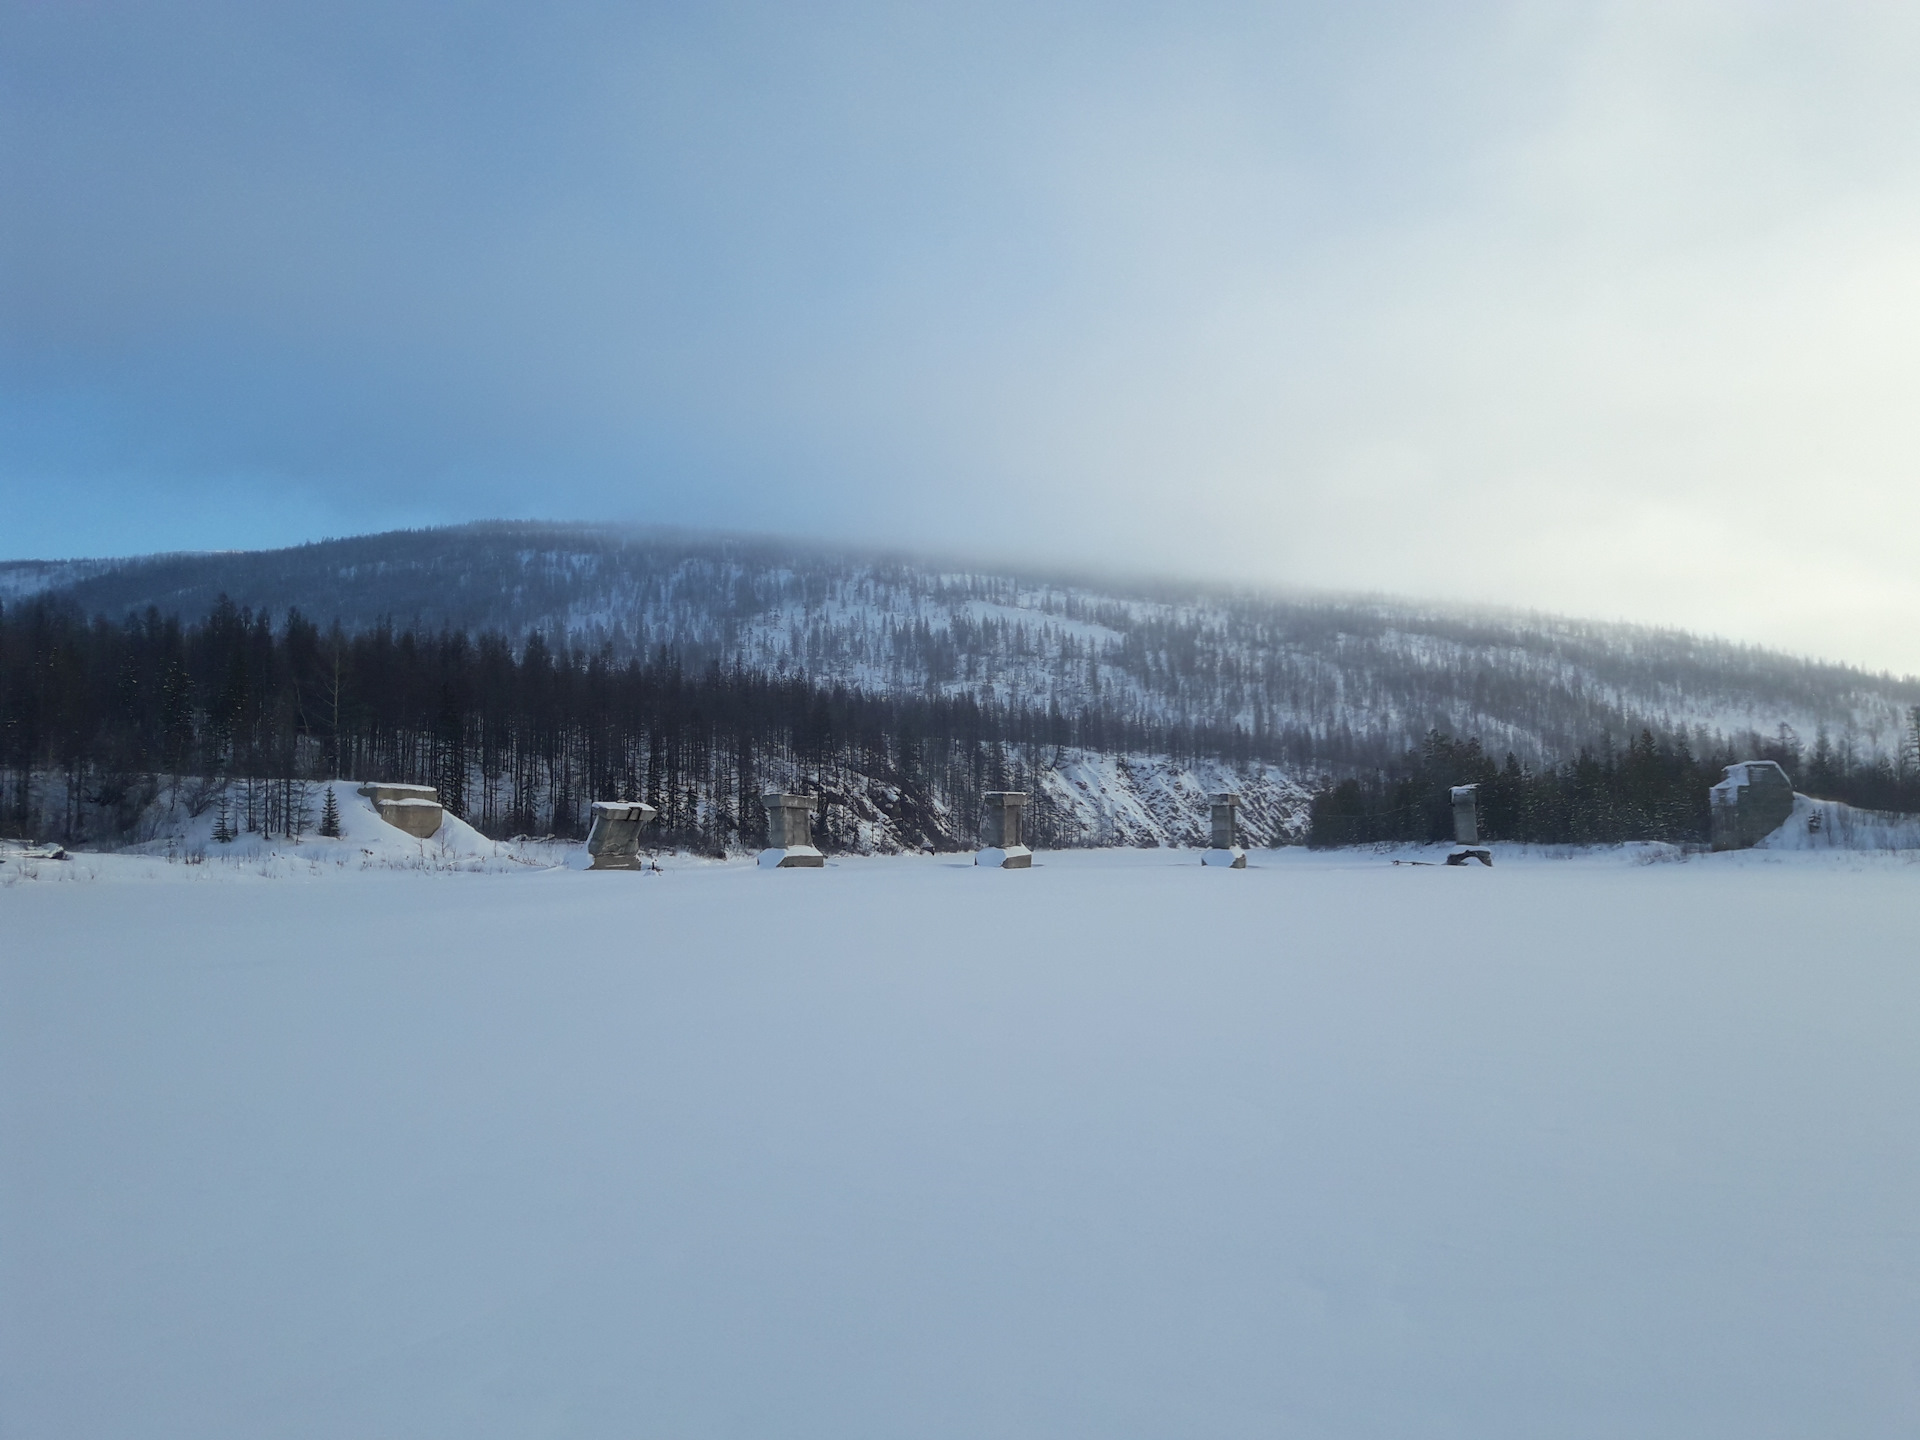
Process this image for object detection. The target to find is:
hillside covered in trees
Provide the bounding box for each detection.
[0,598,1305,851]
[8,524,1920,851]
[1305,725,1920,849]
[8,521,1916,778]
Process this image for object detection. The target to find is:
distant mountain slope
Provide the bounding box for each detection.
[13,521,1916,770]
[0,557,120,603]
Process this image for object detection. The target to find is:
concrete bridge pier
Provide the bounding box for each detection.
[759,793,825,868]
[977,791,1032,869]
[585,800,659,870]
[1202,791,1246,867]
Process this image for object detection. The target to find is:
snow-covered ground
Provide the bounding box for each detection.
[5,845,1919,1437]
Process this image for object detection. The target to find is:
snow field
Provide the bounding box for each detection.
[4,849,1920,1438]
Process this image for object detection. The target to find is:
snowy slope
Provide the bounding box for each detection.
[0,555,119,601]
[6,849,1920,1437]
[1757,793,1920,851]
[88,780,537,873]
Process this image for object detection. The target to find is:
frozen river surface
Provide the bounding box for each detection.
[5,847,1919,1438]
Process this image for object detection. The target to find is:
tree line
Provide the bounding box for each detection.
[1306,722,1920,848]
[10,596,1917,852]
[0,597,1265,849]
[36,520,1919,782]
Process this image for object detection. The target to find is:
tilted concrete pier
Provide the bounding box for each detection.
[584,800,659,870]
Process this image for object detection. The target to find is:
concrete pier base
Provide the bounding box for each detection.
[975,845,1033,869]
[357,783,444,838]
[761,794,823,869]
[1202,847,1247,868]
[757,845,825,868]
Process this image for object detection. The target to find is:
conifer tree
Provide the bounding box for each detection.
[318,786,341,838]
[289,781,314,840]
[213,795,234,844]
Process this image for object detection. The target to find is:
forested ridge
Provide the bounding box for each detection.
[0,598,1265,849]
[1306,723,1920,849]
[8,590,1919,851]
[10,521,1916,778]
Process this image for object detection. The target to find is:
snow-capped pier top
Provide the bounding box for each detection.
[1709,761,1791,801]
[357,782,439,804]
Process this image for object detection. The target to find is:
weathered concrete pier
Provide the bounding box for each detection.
[759,793,825,868]
[977,791,1032,868]
[357,782,444,838]
[584,800,659,870]
[1202,792,1246,867]
[1710,761,1795,850]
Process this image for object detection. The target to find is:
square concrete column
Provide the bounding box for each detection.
[1203,791,1246,867]
[1444,784,1491,863]
[1708,761,1796,850]
[585,800,659,870]
[977,791,1032,868]
[1450,785,1479,846]
[759,793,824,867]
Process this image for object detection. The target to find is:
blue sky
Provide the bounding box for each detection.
[6,2,1920,672]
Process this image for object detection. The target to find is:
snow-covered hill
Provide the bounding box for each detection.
[15,521,1918,770]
